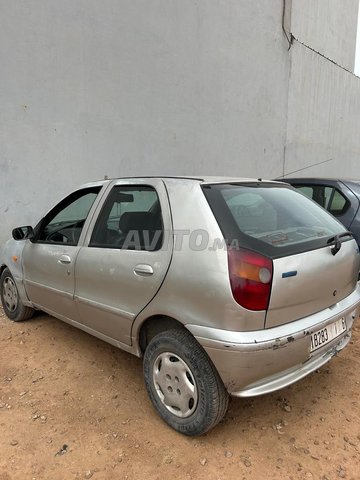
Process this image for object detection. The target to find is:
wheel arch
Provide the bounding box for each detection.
[136,315,187,355]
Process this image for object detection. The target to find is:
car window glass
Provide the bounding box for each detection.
[90,185,163,251]
[295,184,333,208]
[226,192,278,234]
[329,189,348,216]
[38,188,100,245]
[203,184,347,258]
[296,186,314,199]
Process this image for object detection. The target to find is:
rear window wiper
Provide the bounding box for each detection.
[327,231,353,256]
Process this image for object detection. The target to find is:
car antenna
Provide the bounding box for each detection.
[274,158,333,179]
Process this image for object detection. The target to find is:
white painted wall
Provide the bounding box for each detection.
[355,1,360,75]
[1,0,360,249]
[284,40,360,178]
[0,0,290,246]
[291,0,359,71]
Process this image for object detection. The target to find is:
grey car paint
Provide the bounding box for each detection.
[1,176,360,401]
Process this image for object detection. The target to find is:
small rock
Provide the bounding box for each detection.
[337,466,346,478]
[283,405,291,412]
[163,455,173,464]
[242,457,252,467]
[199,458,207,466]
[40,415,47,423]
[19,391,28,397]
[84,471,93,479]
[0,403,5,408]
[10,440,18,446]
[55,444,68,456]
[313,440,319,445]
[225,450,233,458]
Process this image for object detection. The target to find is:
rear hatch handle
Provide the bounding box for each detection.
[327,231,353,256]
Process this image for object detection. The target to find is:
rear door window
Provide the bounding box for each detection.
[89,185,163,251]
[294,184,349,216]
[202,183,348,258]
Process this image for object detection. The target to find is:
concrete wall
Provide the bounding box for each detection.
[0,0,290,246]
[284,39,360,179]
[290,0,359,71]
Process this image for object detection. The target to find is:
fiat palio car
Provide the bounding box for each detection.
[1,177,360,435]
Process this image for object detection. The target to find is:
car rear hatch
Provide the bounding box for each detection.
[266,239,358,327]
[202,181,360,328]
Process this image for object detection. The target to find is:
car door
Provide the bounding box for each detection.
[74,179,173,346]
[22,185,105,321]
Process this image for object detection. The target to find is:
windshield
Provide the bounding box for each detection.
[202,183,348,258]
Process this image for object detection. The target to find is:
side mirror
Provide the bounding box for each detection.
[12,226,34,241]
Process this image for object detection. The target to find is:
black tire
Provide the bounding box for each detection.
[0,268,34,322]
[143,328,229,436]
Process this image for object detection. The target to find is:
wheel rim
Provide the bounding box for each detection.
[2,277,18,312]
[152,352,198,418]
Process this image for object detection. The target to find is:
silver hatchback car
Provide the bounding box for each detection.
[1,177,360,435]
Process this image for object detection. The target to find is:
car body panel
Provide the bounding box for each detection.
[74,178,173,345]
[266,239,359,328]
[130,179,267,341]
[21,182,111,320]
[187,283,360,395]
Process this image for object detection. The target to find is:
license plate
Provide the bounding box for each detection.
[310,317,347,352]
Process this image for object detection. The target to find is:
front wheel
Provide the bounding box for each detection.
[0,268,34,321]
[143,328,229,435]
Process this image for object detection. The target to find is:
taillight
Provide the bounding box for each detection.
[227,247,273,311]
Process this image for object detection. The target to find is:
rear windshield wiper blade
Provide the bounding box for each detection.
[327,231,353,256]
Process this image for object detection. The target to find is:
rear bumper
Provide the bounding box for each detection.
[186,285,360,397]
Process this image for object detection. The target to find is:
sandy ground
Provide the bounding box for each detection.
[0,306,359,480]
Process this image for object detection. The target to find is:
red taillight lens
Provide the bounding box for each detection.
[227,247,273,311]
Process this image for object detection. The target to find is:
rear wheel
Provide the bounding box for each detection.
[143,328,229,435]
[0,268,34,321]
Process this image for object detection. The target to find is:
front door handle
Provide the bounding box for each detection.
[58,254,72,265]
[134,264,154,276]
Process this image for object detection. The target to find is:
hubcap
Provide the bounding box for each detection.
[2,277,18,312]
[152,352,198,418]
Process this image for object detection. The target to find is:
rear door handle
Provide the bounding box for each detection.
[58,254,72,265]
[134,264,154,276]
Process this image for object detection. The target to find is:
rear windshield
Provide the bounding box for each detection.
[202,183,349,258]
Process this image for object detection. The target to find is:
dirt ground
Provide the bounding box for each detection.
[0,306,359,480]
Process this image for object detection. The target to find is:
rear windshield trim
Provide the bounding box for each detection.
[202,183,349,259]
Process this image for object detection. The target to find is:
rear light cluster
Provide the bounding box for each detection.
[227,248,273,311]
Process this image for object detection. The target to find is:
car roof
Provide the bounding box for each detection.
[85,176,285,187]
[282,177,360,184]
